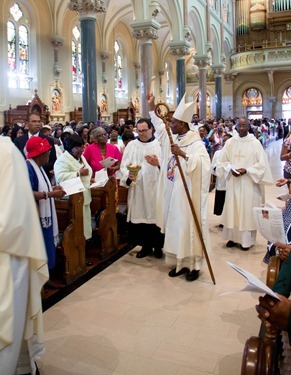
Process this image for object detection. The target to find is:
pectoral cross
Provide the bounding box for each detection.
[234,150,245,162]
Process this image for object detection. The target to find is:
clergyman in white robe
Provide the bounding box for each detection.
[0,137,49,375]
[149,111,212,275]
[216,124,273,249]
[119,123,164,256]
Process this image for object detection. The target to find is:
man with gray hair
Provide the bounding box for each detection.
[216,117,273,250]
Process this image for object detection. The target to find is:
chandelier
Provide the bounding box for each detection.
[68,0,107,14]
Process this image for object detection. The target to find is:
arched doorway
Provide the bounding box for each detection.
[241,88,262,119]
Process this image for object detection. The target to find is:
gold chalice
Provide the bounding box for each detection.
[127,164,141,186]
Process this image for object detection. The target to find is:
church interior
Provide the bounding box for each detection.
[1,0,291,374]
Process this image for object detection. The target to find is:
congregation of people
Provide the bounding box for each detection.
[2,99,291,374]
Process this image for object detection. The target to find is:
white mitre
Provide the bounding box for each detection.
[173,93,195,124]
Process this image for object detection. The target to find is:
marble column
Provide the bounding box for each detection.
[170,43,190,104]
[68,1,106,123]
[212,67,224,119]
[80,17,97,123]
[132,22,159,116]
[194,56,209,120]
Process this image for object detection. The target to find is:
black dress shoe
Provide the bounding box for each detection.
[168,267,189,277]
[136,247,153,258]
[186,269,200,281]
[226,240,236,248]
[240,245,250,251]
[153,248,163,259]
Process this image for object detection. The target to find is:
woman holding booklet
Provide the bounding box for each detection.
[83,127,122,177]
[54,134,93,242]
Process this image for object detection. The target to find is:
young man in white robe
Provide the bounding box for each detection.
[147,94,212,281]
[216,117,273,250]
[119,118,164,258]
[0,137,49,375]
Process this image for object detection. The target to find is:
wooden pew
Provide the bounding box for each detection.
[90,177,118,258]
[55,192,86,285]
[241,256,281,375]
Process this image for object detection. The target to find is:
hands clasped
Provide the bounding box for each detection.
[256,294,291,332]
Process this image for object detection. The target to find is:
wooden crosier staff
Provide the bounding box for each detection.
[154,101,216,285]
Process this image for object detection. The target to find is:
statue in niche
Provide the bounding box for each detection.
[101,93,108,114]
[51,88,62,113]
[133,97,139,113]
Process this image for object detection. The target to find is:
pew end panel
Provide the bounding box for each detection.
[241,256,282,375]
[90,177,118,258]
[55,192,86,285]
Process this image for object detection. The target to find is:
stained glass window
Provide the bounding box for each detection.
[114,41,123,91]
[242,88,262,106]
[7,3,30,89]
[72,26,82,94]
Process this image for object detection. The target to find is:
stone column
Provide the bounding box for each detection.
[132,21,160,116]
[212,66,225,120]
[52,36,64,79]
[169,43,190,104]
[194,56,210,120]
[68,0,106,123]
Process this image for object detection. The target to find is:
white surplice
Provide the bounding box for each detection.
[119,138,161,224]
[0,137,49,375]
[216,132,273,247]
[149,111,212,272]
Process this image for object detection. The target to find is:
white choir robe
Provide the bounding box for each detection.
[119,138,161,224]
[149,111,212,273]
[216,132,273,247]
[0,137,49,375]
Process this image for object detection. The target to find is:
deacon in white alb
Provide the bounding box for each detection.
[119,118,164,259]
[216,117,273,250]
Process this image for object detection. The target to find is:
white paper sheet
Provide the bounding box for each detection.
[90,169,108,188]
[225,261,281,300]
[60,176,85,195]
[253,205,285,243]
[100,157,118,168]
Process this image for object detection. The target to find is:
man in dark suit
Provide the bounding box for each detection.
[14,112,56,179]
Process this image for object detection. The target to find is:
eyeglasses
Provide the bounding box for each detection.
[97,133,108,137]
[31,120,41,123]
[137,128,149,133]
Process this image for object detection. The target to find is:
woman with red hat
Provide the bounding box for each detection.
[26,136,65,282]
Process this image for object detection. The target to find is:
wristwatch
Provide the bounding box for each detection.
[185,153,190,161]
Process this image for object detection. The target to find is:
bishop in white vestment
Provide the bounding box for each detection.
[216,117,273,249]
[148,94,212,281]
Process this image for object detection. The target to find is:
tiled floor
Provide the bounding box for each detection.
[39,138,286,375]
